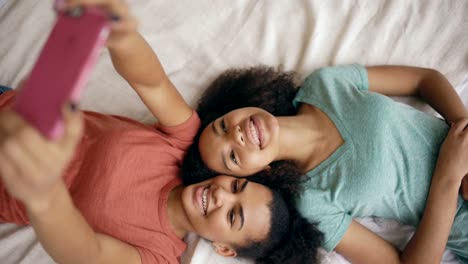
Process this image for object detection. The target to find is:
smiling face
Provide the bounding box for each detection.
[198,107,280,177]
[181,175,273,256]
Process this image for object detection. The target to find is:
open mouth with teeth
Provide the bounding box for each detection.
[247,117,263,148]
[201,186,209,215]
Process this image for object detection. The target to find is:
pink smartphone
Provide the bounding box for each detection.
[14,7,110,140]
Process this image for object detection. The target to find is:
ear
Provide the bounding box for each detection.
[212,242,237,257]
[264,165,271,171]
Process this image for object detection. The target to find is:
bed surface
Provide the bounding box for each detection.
[1,0,467,263]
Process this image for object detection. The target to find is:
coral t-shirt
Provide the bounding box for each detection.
[0,90,201,264]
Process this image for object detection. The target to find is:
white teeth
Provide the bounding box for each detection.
[202,188,208,215]
[249,120,260,145]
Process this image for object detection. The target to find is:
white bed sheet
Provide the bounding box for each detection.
[0,0,467,263]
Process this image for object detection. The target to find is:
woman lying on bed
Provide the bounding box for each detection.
[182,64,468,264]
[0,0,324,263]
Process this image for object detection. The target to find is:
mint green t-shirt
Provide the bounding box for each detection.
[293,64,453,251]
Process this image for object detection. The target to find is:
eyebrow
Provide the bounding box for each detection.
[238,181,249,231]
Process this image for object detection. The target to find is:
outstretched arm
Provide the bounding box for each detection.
[336,119,468,264]
[109,31,193,126]
[63,0,193,126]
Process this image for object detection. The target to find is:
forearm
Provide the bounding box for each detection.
[26,181,102,264]
[419,70,468,123]
[400,171,460,264]
[108,31,168,88]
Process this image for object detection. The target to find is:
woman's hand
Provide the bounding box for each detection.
[55,0,138,47]
[0,104,83,211]
[434,119,468,193]
[462,176,468,200]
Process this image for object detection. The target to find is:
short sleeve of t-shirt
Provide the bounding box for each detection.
[156,111,201,150]
[293,64,368,111]
[296,193,353,252]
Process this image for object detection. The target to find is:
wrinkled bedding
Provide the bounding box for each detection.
[0,0,467,263]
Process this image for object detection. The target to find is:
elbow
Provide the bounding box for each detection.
[416,68,446,94]
[425,68,444,80]
[423,67,445,80]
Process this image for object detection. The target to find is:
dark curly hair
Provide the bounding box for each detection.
[182,66,307,197]
[183,66,324,263]
[234,189,324,264]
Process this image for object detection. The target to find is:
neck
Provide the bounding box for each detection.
[276,115,322,160]
[275,106,342,171]
[167,185,190,239]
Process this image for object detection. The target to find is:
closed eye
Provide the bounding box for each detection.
[229,209,235,227]
[230,150,238,165]
[232,179,240,193]
[221,118,227,133]
[228,179,248,230]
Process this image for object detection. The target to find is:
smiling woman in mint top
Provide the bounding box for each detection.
[183,65,468,263]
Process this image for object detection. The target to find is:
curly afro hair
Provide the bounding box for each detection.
[235,189,324,264]
[196,66,299,128]
[182,66,324,263]
[255,202,324,264]
[182,66,308,197]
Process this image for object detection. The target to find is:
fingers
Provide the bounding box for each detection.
[0,105,82,179]
[1,136,41,181]
[59,0,130,18]
[0,150,30,201]
[0,151,20,186]
[451,118,468,134]
[109,14,138,32]
[0,112,39,166]
[462,176,468,200]
[0,115,40,191]
[58,103,84,155]
[0,111,25,136]
[55,0,136,34]
[456,119,468,199]
[0,108,81,202]
[0,105,82,204]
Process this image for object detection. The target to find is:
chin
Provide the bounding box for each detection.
[180,186,196,219]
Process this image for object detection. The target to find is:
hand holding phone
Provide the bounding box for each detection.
[0,101,84,210]
[14,6,110,140]
[55,0,137,48]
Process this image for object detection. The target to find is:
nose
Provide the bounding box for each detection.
[212,185,236,208]
[231,125,244,146]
